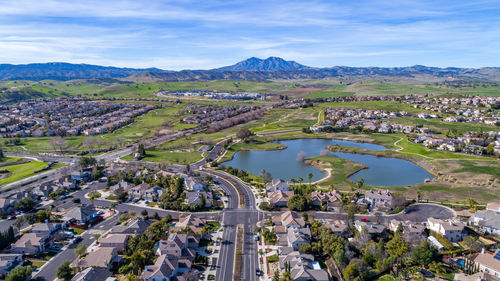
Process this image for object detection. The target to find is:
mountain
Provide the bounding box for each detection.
[126,66,500,82]
[216,57,308,71]
[1,59,500,82]
[0,62,166,81]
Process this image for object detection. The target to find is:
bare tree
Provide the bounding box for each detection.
[83,136,97,153]
[49,136,68,153]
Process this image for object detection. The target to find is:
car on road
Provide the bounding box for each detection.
[9,215,16,220]
[361,218,369,222]
[73,236,83,244]
[256,268,262,276]
[253,234,259,241]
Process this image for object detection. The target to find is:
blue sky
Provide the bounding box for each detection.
[0,0,499,70]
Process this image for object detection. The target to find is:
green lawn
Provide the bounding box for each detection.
[0,157,48,186]
[307,155,365,188]
[71,227,85,235]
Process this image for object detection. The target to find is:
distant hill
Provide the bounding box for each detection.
[0,62,165,81]
[216,57,308,71]
[126,65,500,82]
[1,59,500,82]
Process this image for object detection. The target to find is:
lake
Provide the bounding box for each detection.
[224,138,433,187]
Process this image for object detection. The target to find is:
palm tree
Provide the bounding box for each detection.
[297,177,303,188]
[307,173,313,188]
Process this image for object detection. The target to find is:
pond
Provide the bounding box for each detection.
[224,138,433,187]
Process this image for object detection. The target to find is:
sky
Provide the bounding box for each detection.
[0,0,499,70]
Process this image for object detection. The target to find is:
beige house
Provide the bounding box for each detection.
[78,247,118,269]
[474,249,500,279]
[99,234,129,253]
[268,191,294,207]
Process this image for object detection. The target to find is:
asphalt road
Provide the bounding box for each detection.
[31,213,119,281]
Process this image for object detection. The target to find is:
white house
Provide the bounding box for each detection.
[427,218,466,242]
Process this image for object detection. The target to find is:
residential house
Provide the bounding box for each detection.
[320,219,348,236]
[31,182,54,198]
[78,247,118,269]
[287,226,311,251]
[266,179,290,192]
[0,254,23,278]
[185,191,212,207]
[427,218,466,242]
[279,251,329,281]
[12,233,52,255]
[112,219,151,235]
[128,183,150,201]
[389,220,426,241]
[0,198,15,216]
[155,233,198,260]
[272,211,305,230]
[470,211,500,236]
[110,180,133,194]
[99,234,129,253]
[70,170,91,182]
[364,190,394,210]
[140,254,178,281]
[71,267,112,281]
[170,215,205,234]
[355,221,387,236]
[184,177,206,191]
[474,249,500,279]
[144,187,164,202]
[309,190,342,206]
[267,191,294,207]
[31,223,61,235]
[63,205,98,225]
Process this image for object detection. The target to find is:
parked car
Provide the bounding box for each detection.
[256,268,262,276]
[361,218,369,222]
[253,234,259,241]
[73,236,83,244]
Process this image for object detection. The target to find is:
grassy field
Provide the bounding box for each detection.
[2,79,500,102]
[0,157,48,186]
[220,138,286,162]
[307,155,364,189]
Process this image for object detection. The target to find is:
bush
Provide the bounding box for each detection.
[72,198,81,203]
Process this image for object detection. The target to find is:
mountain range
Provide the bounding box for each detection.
[1,57,500,82]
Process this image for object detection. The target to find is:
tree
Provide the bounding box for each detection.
[79,156,97,168]
[75,243,87,257]
[343,264,359,281]
[110,202,117,210]
[386,236,409,267]
[412,240,438,266]
[236,128,252,140]
[141,209,148,218]
[485,143,495,155]
[14,197,37,211]
[287,194,307,211]
[56,261,73,281]
[307,173,313,187]
[0,147,4,159]
[138,144,146,158]
[357,178,364,190]
[5,266,33,281]
[49,136,68,153]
